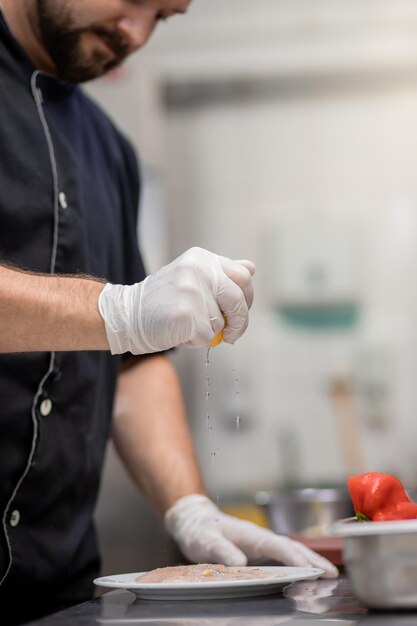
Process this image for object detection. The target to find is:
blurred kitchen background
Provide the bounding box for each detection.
[88,0,417,575]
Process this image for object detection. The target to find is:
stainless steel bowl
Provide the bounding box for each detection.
[333,519,417,608]
[256,487,354,535]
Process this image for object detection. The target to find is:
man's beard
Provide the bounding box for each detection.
[35,0,130,83]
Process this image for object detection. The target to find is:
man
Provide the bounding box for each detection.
[0,1,337,623]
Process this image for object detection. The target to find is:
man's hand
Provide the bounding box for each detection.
[98,247,255,355]
[165,495,339,579]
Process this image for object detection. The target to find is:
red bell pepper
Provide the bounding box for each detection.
[347,472,417,521]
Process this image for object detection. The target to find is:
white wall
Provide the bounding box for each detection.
[89,0,417,509]
[163,82,417,492]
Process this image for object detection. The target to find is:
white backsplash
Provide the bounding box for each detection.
[88,0,417,496]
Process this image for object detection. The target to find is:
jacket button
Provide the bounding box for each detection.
[10,510,20,528]
[40,398,52,417]
[59,192,68,209]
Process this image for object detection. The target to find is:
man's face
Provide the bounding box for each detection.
[34,0,191,83]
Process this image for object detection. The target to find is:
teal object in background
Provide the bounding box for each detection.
[279,303,359,330]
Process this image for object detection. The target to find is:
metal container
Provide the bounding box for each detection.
[333,519,417,609]
[256,487,354,535]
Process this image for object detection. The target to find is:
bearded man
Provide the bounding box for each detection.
[0,2,337,623]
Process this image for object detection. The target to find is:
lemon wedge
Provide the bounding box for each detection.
[209,315,226,347]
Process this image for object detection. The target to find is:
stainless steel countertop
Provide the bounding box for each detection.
[27,578,417,625]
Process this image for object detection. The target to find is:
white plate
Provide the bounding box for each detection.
[94,566,324,600]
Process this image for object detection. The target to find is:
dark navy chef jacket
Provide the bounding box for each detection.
[0,10,146,623]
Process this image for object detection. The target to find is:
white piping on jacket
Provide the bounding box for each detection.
[0,70,60,587]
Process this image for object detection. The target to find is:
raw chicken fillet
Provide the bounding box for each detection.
[136,564,283,584]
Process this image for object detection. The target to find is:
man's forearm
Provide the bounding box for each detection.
[0,264,109,352]
[112,354,206,515]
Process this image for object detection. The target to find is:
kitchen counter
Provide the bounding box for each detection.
[26,578,417,625]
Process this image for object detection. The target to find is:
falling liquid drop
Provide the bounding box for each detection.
[205,348,211,433]
[232,368,241,432]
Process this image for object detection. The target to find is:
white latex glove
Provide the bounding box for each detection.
[98,247,255,355]
[165,495,339,579]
